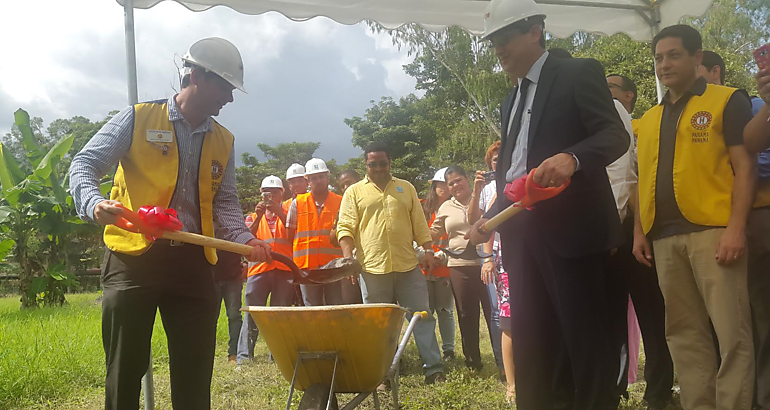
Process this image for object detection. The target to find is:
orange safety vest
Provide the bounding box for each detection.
[423,212,450,278]
[293,192,343,270]
[248,204,292,276]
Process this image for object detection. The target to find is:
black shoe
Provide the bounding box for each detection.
[425,372,446,385]
[443,350,455,361]
[465,361,483,371]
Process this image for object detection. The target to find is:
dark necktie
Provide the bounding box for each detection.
[509,78,532,141]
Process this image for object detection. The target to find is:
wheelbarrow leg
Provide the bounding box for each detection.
[326,354,339,410]
[391,361,399,408]
[287,355,304,410]
[372,390,381,410]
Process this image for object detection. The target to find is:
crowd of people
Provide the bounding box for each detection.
[67,0,770,409]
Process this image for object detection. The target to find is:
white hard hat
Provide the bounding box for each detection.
[429,167,449,183]
[286,163,306,180]
[182,37,246,93]
[261,175,284,189]
[482,0,546,40]
[305,158,329,176]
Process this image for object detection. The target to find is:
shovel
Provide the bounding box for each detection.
[112,204,361,285]
[443,169,571,261]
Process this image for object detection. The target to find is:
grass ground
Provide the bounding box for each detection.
[0,293,659,410]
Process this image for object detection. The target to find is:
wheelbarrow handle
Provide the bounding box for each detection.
[387,311,429,379]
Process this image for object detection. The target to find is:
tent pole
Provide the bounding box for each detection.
[124,0,139,106]
[122,6,155,409]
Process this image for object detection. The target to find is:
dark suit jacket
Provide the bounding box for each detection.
[489,54,627,260]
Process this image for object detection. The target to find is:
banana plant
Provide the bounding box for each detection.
[0,109,83,308]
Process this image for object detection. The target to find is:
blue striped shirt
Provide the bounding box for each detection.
[69,96,255,245]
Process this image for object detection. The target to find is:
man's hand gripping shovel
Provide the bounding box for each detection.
[456,169,570,258]
[112,204,361,284]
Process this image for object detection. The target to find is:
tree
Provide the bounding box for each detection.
[345,95,442,189]
[0,109,93,308]
[235,142,324,213]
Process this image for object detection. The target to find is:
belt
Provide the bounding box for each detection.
[154,238,186,247]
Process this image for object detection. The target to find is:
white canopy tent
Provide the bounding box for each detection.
[118,0,715,105]
[115,0,715,408]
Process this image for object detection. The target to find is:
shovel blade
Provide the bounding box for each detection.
[304,258,363,284]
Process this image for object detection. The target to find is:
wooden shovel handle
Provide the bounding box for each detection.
[161,230,253,256]
[480,202,526,233]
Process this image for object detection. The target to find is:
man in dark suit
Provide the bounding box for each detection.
[468,1,629,409]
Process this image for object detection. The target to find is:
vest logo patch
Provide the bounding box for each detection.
[691,111,712,130]
[211,160,224,180]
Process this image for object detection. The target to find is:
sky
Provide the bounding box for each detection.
[0,0,421,164]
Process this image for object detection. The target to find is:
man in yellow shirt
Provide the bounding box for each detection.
[337,141,445,384]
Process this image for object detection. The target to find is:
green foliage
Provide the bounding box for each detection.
[0,109,99,308]
[344,95,442,189]
[29,264,80,307]
[235,142,342,213]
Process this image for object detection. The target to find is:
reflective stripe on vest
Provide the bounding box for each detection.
[249,204,293,276]
[292,192,343,269]
[102,101,233,264]
[637,84,736,234]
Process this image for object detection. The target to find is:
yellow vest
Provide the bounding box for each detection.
[103,101,234,264]
[637,84,736,234]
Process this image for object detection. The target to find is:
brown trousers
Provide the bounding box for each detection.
[653,228,754,410]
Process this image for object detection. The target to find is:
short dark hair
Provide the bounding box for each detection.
[340,169,361,180]
[548,48,573,59]
[701,50,726,85]
[652,24,702,56]
[364,141,390,159]
[180,64,220,89]
[444,165,467,180]
[607,74,638,111]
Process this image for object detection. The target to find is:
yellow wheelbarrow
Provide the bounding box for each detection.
[242,304,428,410]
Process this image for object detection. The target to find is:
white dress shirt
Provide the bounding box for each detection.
[606,99,637,221]
[506,51,549,182]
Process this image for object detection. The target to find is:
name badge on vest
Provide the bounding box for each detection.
[147,130,173,143]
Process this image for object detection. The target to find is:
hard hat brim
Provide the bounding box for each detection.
[482,14,547,41]
[182,57,247,93]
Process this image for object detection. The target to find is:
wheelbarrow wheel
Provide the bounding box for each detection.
[298,383,339,410]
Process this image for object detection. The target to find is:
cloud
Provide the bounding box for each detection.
[0,0,417,165]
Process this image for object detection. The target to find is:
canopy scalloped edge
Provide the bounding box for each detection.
[116,0,488,34]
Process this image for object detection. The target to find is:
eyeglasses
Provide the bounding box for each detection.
[489,29,517,48]
[366,161,389,169]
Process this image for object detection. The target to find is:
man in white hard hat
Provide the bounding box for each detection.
[69,37,271,410]
[466,1,628,408]
[286,163,309,201]
[237,176,295,364]
[286,158,344,305]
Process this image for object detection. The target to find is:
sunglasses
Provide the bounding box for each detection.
[366,161,389,169]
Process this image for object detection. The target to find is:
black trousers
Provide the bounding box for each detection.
[608,216,673,407]
[449,265,492,367]
[748,208,770,410]
[508,229,618,410]
[101,243,218,410]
